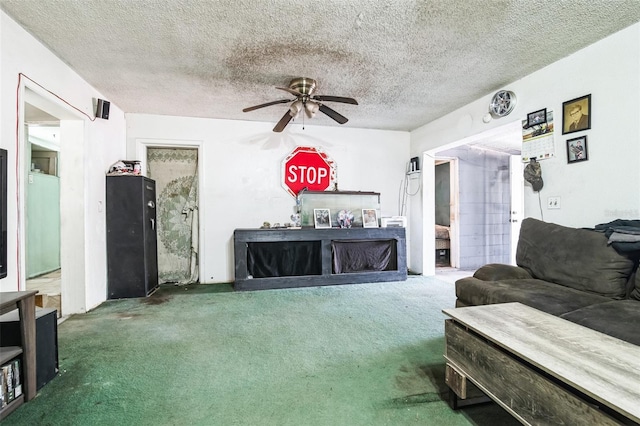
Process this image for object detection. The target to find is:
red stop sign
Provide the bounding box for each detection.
[281,146,336,197]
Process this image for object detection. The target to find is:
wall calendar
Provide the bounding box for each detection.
[521,110,555,162]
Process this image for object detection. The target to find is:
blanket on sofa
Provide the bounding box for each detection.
[594,219,640,255]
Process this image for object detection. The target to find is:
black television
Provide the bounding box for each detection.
[0,148,6,279]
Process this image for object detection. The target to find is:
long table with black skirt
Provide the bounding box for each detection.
[233,227,407,291]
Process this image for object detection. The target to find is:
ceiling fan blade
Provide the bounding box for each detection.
[312,95,358,105]
[276,86,304,97]
[319,104,348,124]
[243,99,291,112]
[273,111,293,132]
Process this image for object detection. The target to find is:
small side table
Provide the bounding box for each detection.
[0,290,38,419]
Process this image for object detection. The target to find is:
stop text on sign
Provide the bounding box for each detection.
[286,164,328,184]
[281,146,336,198]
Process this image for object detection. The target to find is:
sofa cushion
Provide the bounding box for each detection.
[516,218,634,299]
[455,277,611,316]
[472,263,532,281]
[560,300,640,345]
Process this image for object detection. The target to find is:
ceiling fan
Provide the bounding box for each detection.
[242,77,358,132]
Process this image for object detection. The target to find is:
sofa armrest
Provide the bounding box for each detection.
[472,263,532,281]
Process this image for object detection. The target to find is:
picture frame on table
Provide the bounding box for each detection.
[362,209,378,228]
[566,136,588,164]
[526,108,547,128]
[562,94,591,134]
[313,209,331,228]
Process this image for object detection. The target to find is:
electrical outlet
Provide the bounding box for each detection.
[548,196,561,209]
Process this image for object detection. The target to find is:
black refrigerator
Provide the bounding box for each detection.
[106,175,159,299]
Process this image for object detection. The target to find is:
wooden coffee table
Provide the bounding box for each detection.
[443,302,640,425]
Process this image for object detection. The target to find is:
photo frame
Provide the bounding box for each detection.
[526,108,547,128]
[313,208,331,229]
[562,94,591,134]
[566,136,588,164]
[362,209,378,228]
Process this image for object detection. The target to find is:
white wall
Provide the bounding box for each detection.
[410,23,640,273]
[126,115,410,283]
[1,11,127,312]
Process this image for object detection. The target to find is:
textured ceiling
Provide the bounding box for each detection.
[2,0,640,132]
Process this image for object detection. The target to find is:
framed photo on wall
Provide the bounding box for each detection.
[362,209,378,228]
[562,94,591,134]
[526,108,547,128]
[566,136,588,163]
[313,209,331,228]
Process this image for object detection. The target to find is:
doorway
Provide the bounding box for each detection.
[24,111,62,316]
[434,159,456,269]
[428,120,523,277]
[147,147,199,284]
[19,85,87,316]
[136,139,204,284]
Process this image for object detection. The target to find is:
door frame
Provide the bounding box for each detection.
[509,155,524,265]
[422,120,523,275]
[434,157,459,268]
[135,138,205,283]
[18,84,87,314]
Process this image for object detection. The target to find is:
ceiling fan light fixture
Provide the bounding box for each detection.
[289,100,303,118]
[304,101,319,118]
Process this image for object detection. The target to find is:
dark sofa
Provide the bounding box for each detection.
[455,218,640,345]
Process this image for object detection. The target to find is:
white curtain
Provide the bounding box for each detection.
[147,148,199,284]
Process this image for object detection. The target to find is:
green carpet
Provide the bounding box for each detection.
[5,277,517,425]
